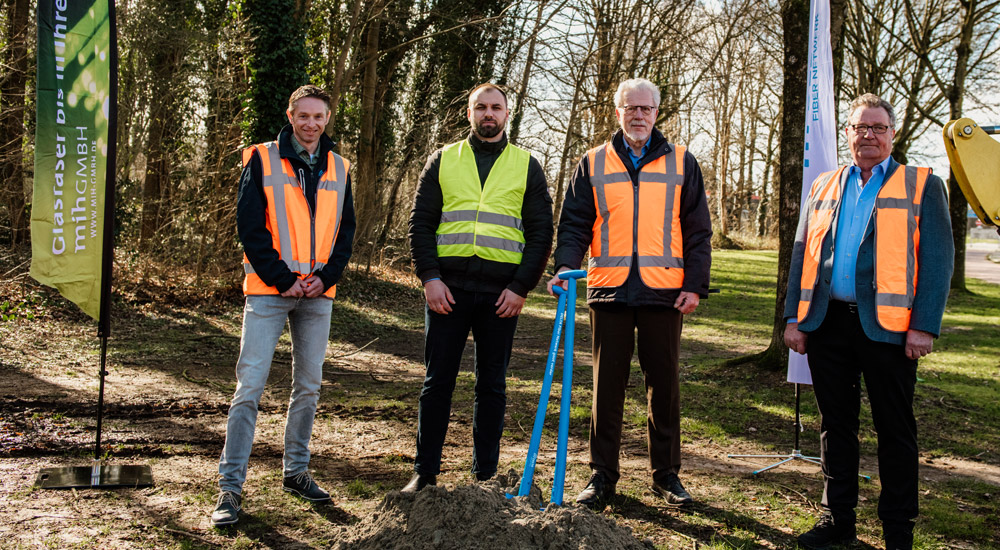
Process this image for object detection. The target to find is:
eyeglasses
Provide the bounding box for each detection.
[619,105,657,115]
[848,124,891,135]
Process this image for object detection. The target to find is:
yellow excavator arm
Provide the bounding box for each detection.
[943,118,1000,228]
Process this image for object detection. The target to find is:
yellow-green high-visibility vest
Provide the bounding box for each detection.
[436,140,530,264]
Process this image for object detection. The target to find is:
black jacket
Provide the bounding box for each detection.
[553,129,712,307]
[237,125,356,293]
[408,133,553,297]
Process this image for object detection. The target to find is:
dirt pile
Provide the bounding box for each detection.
[334,472,655,550]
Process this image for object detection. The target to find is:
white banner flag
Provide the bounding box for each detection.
[788,0,838,385]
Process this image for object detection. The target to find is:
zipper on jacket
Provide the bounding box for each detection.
[631,157,640,256]
[298,167,317,273]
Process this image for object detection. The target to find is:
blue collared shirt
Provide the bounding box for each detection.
[626,136,651,169]
[829,156,893,302]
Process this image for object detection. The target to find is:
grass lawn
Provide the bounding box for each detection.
[0,249,997,549]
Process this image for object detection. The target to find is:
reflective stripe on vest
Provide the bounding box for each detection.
[241,141,350,299]
[796,167,846,321]
[874,166,929,331]
[435,140,529,264]
[797,165,929,332]
[587,142,685,289]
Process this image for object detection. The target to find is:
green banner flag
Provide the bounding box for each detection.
[30,0,113,320]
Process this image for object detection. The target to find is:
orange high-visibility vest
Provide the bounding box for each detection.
[586,143,685,289]
[797,165,931,332]
[240,142,350,299]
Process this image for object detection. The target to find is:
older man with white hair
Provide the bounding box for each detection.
[548,78,712,510]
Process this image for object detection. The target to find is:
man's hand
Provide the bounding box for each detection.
[674,291,700,314]
[905,329,934,360]
[424,279,455,314]
[784,322,808,355]
[302,275,325,298]
[495,289,525,318]
[280,278,307,298]
[546,267,570,296]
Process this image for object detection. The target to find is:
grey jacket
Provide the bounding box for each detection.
[783,158,954,345]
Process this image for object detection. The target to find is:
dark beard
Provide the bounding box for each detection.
[474,120,503,138]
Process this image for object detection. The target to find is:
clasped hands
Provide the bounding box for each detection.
[279,275,325,298]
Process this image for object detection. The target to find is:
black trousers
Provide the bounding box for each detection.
[807,300,918,534]
[588,304,683,484]
[413,287,518,477]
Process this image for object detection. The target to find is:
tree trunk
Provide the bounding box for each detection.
[740,0,809,370]
[354,16,381,269]
[553,70,587,235]
[829,0,848,113]
[508,0,546,144]
[947,0,976,292]
[139,45,183,251]
[325,0,364,138]
[758,102,781,238]
[0,0,30,246]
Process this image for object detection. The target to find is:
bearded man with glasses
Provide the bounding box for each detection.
[784,93,953,550]
[547,78,712,510]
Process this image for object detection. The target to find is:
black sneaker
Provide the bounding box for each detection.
[283,471,332,502]
[798,513,857,549]
[210,491,242,526]
[575,471,615,510]
[652,472,694,507]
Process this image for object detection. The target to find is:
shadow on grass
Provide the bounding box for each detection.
[607,491,827,549]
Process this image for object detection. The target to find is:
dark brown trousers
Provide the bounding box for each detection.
[588,304,683,484]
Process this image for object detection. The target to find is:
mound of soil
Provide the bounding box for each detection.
[335,472,655,550]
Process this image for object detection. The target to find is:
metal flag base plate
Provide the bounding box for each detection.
[727,449,821,475]
[35,463,153,489]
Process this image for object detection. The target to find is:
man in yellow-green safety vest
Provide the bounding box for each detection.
[403,83,553,493]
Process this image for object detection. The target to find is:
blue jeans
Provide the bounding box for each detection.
[414,287,519,477]
[218,295,333,494]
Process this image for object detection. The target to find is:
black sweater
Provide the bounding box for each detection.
[408,133,553,297]
[237,125,356,293]
[553,129,712,307]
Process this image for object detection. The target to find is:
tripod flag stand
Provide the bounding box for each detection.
[727,383,821,474]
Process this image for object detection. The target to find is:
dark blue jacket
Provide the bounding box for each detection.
[237,126,356,294]
[784,158,954,345]
[553,129,713,307]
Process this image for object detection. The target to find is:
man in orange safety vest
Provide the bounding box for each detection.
[784,93,953,550]
[212,85,356,526]
[548,77,712,510]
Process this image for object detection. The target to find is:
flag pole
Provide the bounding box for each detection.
[92,0,118,464]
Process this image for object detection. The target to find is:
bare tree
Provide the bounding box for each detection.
[0,0,30,246]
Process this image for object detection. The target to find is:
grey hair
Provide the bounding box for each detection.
[614,78,661,108]
[848,93,896,128]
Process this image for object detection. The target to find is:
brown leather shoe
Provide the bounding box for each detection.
[400,473,436,494]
